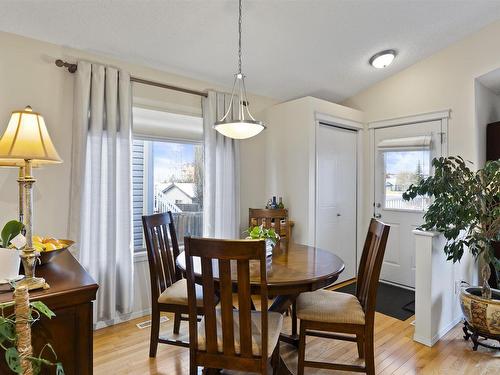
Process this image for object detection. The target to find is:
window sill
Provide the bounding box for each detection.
[134,250,148,263]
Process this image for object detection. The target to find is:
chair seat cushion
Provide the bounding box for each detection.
[296,289,365,325]
[157,279,204,307]
[198,310,283,357]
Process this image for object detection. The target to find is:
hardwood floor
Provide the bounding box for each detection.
[93,308,500,374]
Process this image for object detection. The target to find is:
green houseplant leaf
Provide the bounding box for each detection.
[244,224,280,246]
[5,347,21,374]
[30,301,56,320]
[1,220,24,248]
[0,317,16,344]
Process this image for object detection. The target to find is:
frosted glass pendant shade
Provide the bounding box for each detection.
[0,106,62,163]
[214,119,265,140]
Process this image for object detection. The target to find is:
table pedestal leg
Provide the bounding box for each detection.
[268,294,301,374]
[269,294,300,349]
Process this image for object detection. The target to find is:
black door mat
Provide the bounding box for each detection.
[335,282,415,321]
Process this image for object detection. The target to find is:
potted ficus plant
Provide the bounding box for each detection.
[403,156,500,341]
[245,225,280,257]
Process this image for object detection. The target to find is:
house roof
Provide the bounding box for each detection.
[162,182,195,199]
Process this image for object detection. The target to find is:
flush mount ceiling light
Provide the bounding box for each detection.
[214,0,265,140]
[369,49,397,69]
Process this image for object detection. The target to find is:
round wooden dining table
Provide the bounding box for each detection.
[176,241,345,375]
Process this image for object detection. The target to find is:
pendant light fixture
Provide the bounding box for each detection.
[214,0,266,139]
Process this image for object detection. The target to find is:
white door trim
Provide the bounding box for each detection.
[368,110,450,129]
[315,112,364,130]
[314,119,362,279]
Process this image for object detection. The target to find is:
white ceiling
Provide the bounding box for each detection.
[2,0,500,102]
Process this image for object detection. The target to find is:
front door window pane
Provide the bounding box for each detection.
[383,150,430,211]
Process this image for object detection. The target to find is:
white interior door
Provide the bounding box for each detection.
[316,123,357,283]
[374,120,444,288]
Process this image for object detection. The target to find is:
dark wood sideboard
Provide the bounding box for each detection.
[0,250,98,375]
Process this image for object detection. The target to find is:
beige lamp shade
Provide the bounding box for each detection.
[0,106,62,164]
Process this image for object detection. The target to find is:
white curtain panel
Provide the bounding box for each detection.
[202,91,241,238]
[68,61,134,324]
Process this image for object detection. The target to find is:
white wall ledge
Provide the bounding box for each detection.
[413,230,461,347]
[412,229,441,237]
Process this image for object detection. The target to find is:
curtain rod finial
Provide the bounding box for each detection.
[55,59,77,73]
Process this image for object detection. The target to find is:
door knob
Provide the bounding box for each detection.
[336,213,341,217]
[374,213,382,219]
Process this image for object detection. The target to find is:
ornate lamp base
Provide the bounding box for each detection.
[16,276,47,291]
[19,248,49,291]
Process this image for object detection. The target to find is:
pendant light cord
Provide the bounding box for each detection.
[238,0,242,75]
[215,0,264,130]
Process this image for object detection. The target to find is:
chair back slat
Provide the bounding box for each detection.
[218,259,236,356]
[356,219,390,322]
[201,257,218,354]
[158,224,175,286]
[150,230,165,291]
[184,237,268,372]
[142,212,182,303]
[237,259,253,358]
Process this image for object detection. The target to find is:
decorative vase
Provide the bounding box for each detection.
[265,239,274,257]
[0,247,21,282]
[460,287,500,336]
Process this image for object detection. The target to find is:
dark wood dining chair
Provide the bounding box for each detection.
[184,237,283,375]
[295,219,390,375]
[142,212,207,357]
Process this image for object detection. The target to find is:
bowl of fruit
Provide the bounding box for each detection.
[33,236,75,265]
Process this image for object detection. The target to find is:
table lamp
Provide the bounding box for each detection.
[0,106,62,290]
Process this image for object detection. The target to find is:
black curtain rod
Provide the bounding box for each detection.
[55,59,208,98]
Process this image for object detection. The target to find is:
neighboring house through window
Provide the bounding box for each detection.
[132,107,203,251]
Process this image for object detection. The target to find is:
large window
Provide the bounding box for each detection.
[132,108,203,251]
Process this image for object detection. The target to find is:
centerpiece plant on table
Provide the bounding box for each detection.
[245,224,280,257]
[403,156,500,299]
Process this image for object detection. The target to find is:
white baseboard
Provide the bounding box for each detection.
[413,334,433,347]
[94,308,152,330]
[413,316,462,347]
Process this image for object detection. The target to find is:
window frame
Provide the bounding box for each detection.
[132,133,204,253]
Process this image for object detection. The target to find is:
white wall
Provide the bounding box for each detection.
[475,79,500,167]
[0,31,277,323]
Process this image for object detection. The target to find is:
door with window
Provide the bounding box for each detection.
[374,120,444,287]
